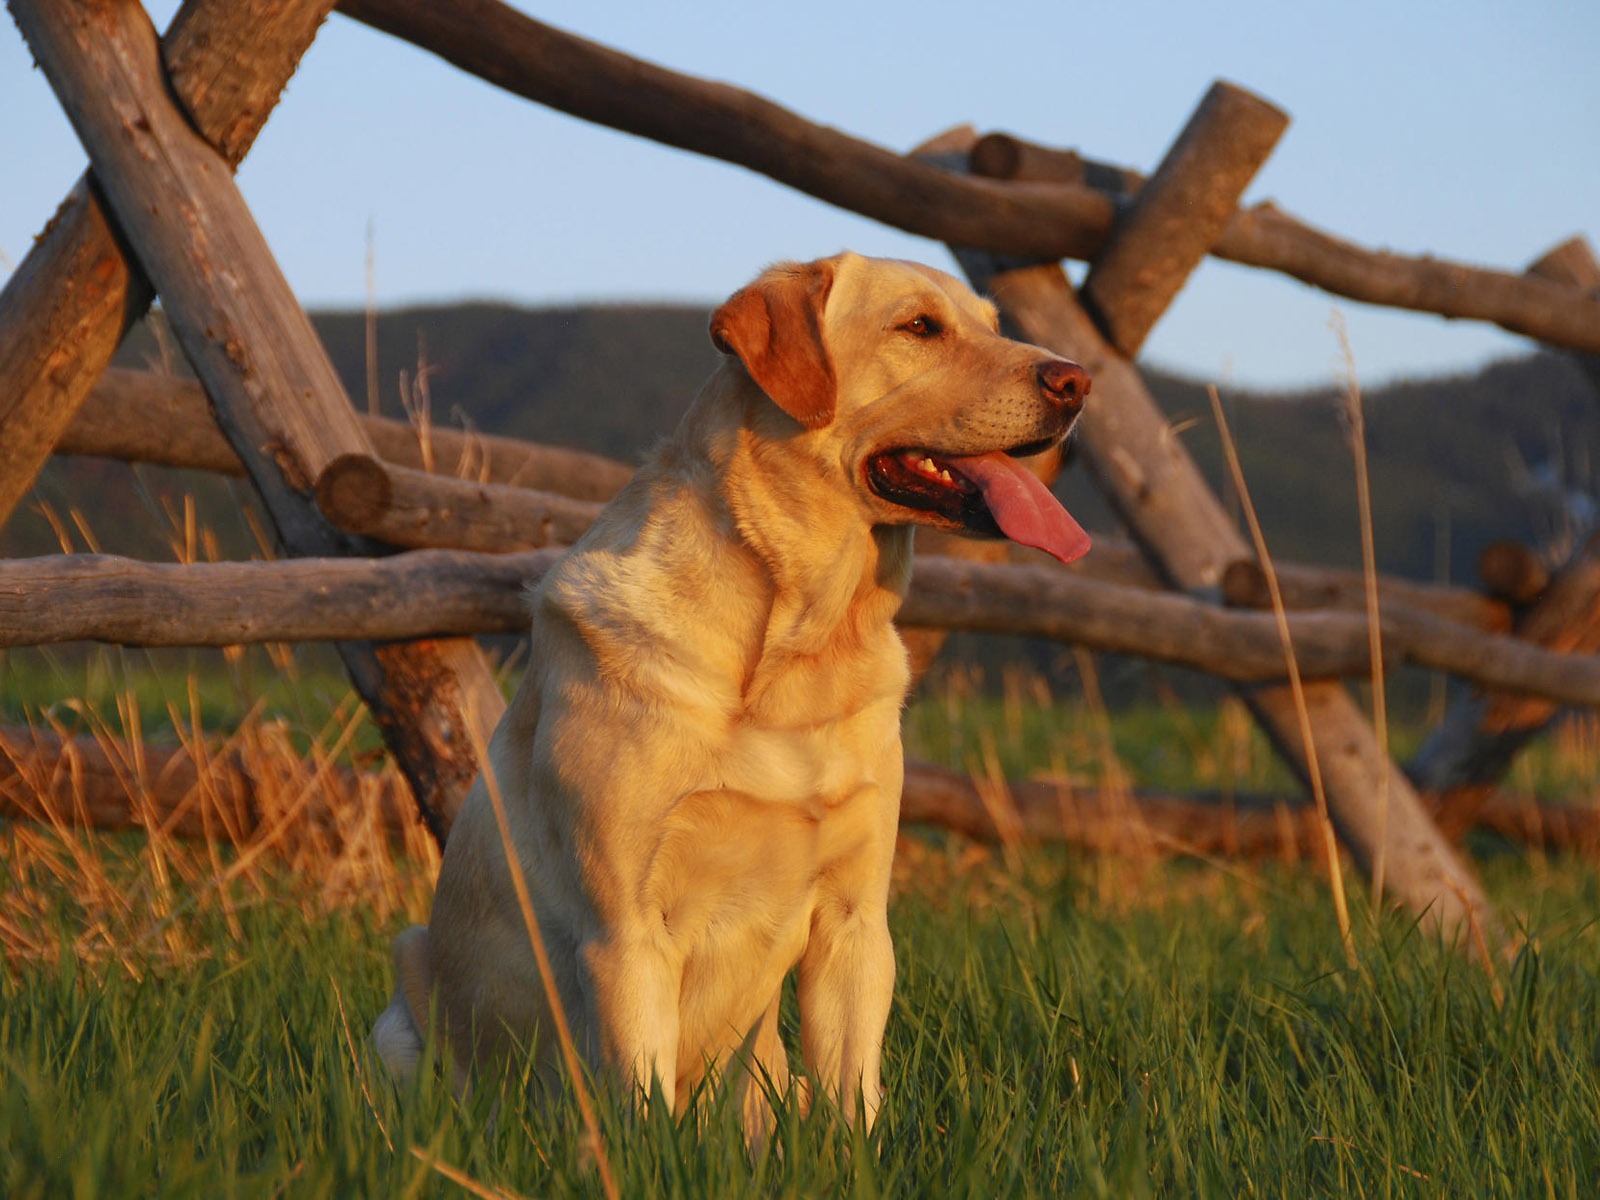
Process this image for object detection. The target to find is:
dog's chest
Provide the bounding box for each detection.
[647,710,899,1057]
[713,700,898,810]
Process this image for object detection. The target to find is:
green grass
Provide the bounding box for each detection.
[3,833,1598,1198]
[0,645,361,746]
[0,642,523,757]
[3,654,1598,1195]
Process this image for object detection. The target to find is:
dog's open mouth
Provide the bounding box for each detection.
[866,445,1092,564]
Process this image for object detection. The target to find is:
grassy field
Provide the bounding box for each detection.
[2,649,1599,1197]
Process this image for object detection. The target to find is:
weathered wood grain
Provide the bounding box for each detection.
[313,453,601,551]
[1413,534,1600,832]
[61,368,634,501]
[4,552,1597,711]
[339,0,1600,354]
[1080,81,1288,357]
[0,549,553,647]
[0,0,335,531]
[9,0,502,840]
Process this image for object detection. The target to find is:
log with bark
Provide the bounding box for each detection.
[335,0,1600,354]
[5,551,1597,709]
[52,368,1515,634]
[1078,82,1289,358]
[969,132,1147,192]
[9,0,504,842]
[0,722,420,847]
[0,0,336,531]
[313,454,602,551]
[6,724,1593,859]
[899,762,1600,858]
[59,368,632,502]
[1477,541,1551,607]
[1223,559,1509,632]
[1412,534,1600,837]
[924,120,1495,939]
[1526,236,1600,397]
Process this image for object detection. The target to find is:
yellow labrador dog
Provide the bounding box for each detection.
[373,251,1090,1132]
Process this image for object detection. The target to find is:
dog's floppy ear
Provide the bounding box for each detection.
[709,260,837,430]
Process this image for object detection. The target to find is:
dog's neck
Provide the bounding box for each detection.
[673,365,914,701]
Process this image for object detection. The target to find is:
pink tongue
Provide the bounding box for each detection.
[949,452,1092,565]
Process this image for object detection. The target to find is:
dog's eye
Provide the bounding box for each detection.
[900,315,943,339]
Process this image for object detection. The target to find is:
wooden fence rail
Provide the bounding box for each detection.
[340,0,1600,355]
[60,367,631,501]
[8,0,504,839]
[53,367,1515,634]
[4,0,1596,936]
[5,550,1598,709]
[5,722,1594,859]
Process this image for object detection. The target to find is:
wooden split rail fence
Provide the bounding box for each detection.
[3,0,1600,944]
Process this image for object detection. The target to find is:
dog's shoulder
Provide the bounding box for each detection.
[530,448,769,694]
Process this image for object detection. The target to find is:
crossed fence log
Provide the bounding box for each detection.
[6,723,1594,862]
[4,0,1599,945]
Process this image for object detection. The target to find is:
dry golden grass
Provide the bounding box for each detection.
[0,686,439,977]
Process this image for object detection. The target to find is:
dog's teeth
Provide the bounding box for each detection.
[939,469,953,483]
[918,457,937,474]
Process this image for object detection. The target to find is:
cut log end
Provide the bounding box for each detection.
[315,452,394,529]
[1527,236,1600,292]
[1221,559,1270,609]
[1479,541,1549,606]
[970,132,1086,185]
[1197,79,1292,141]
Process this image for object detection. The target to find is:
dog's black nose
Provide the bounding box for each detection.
[1037,359,1090,413]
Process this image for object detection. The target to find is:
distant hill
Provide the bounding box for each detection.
[11,302,1597,595]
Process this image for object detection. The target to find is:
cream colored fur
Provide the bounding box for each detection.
[372,252,1086,1135]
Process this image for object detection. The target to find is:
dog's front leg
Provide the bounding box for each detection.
[582,936,682,1112]
[796,897,895,1129]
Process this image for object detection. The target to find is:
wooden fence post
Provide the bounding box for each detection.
[0,0,335,533]
[1080,81,1288,359]
[1412,534,1600,838]
[340,0,1600,354]
[929,101,1496,940]
[1527,236,1600,397]
[8,0,504,842]
[1407,238,1600,836]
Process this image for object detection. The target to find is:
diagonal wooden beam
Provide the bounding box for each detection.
[338,0,1600,354]
[0,0,336,532]
[926,99,1494,940]
[1079,81,1288,359]
[1406,238,1600,837]
[1412,533,1600,837]
[1526,236,1600,398]
[8,0,504,843]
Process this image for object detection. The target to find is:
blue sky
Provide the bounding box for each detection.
[3,1,1596,387]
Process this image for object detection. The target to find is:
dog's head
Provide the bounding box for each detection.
[710,252,1092,564]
